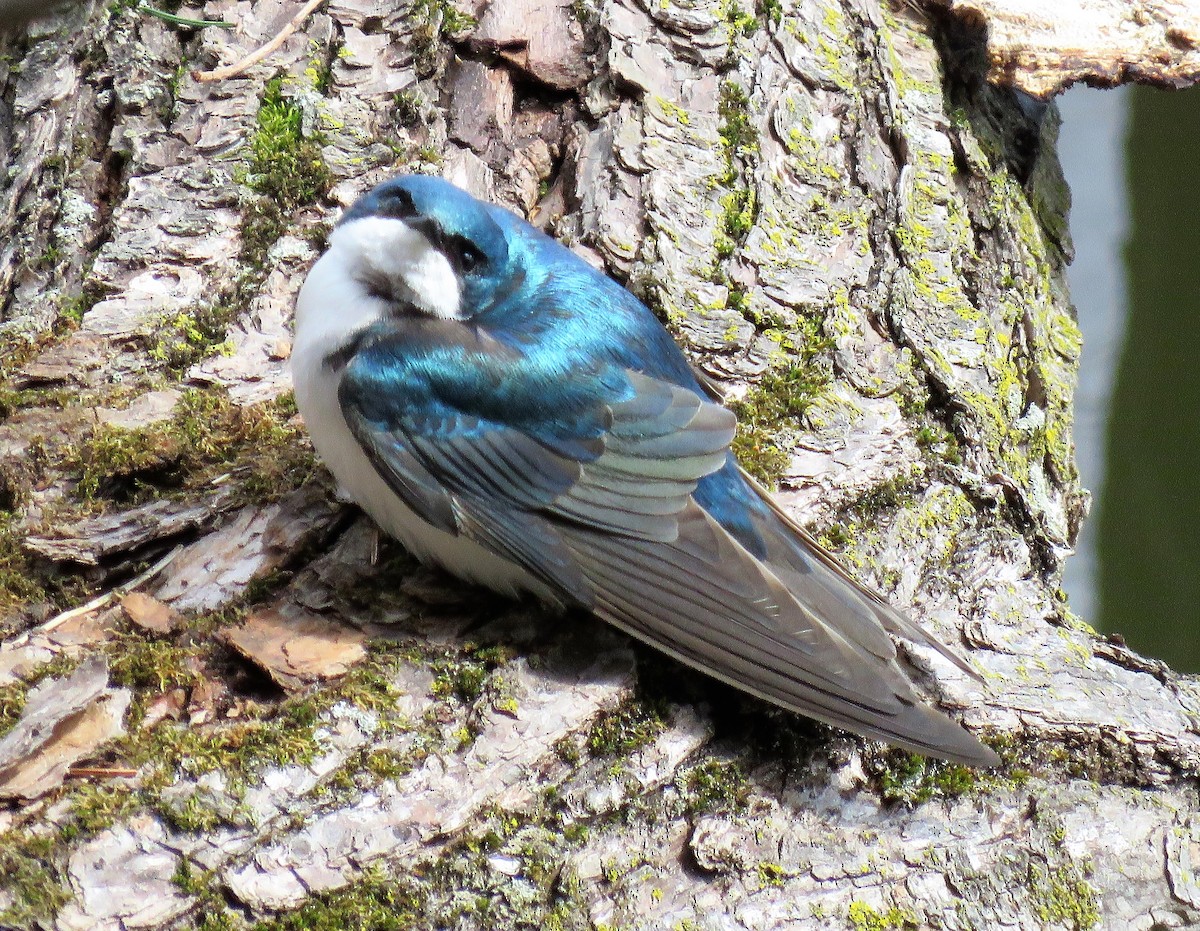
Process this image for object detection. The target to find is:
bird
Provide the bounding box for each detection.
[290,174,999,768]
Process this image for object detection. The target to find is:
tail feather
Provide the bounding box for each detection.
[561,496,998,768]
[741,467,984,681]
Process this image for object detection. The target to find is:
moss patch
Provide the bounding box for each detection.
[431,644,513,704]
[410,0,477,76]
[241,76,331,270]
[0,655,83,741]
[847,900,918,931]
[249,873,422,930]
[0,832,72,927]
[145,305,238,374]
[249,77,331,210]
[1027,860,1099,930]
[69,388,314,506]
[680,759,749,814]
[0,516,48,619]
[137,697,326,783]
[712,80,759,263]
[864,748,976,807]
[0,679,27,738]
[730,339,832,487]
[586,697,667,757]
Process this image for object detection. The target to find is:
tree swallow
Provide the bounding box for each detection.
[291,175,998,767]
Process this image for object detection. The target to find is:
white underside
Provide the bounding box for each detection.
[291,219,544,599]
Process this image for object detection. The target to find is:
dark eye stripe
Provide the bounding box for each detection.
[375,194,484,276]
[379,188,417,219]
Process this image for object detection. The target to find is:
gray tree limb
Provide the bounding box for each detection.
[0,1,1196,930]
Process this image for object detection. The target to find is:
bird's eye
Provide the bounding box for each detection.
[454,238,484,274]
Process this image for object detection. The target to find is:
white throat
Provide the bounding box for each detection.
[291,215,466,481]
[298,216,462,336]
[289,214,543,604]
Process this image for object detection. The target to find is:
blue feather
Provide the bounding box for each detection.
[293,174,998,767]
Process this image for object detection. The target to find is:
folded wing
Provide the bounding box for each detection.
[340,346,996,766]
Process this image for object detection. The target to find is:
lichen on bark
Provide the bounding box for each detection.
[0,0,1196,929]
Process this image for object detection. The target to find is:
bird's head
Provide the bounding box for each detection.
[328,175,514,320]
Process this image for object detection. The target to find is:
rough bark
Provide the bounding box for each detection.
[933,0,1200,98]
[0,1,1196,930]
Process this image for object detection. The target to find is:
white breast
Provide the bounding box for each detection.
[291,224,545,599]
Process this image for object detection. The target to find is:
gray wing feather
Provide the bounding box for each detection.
[342,367,994,767]
[561,502,997,766]
[742,466,983,679]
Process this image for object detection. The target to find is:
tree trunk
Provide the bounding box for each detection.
[0,1,1196,929]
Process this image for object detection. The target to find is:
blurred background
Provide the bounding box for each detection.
[1058,85,1200,673]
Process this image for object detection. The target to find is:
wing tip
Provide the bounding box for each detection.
[869,702,1001,768]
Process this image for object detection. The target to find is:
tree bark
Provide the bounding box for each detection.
[0,1,1197,929]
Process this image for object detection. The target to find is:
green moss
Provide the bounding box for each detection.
[721,0,758,37]
[847,901,918,931]
[175,859,248,931]
[240,76,331,269]
[731,341,832,487]
[757,0,782,24]
[58,282,105,328]
[882,78,1082,539]
[166,648,409,786]
[680,759,749,813]
[249,77,330,209]
[104,631,200,725]
[717,81,757,176]
[1027,861,1099,930]
[172,856,209,896]
[653,97,691,126]
[719,187,756,246]
[755,861,784,887]
[392,91,424,127]
[865,748,976,806]
[72,422,183,501]
[0,679,27,738]
[327,646,410,718]
[850,474,919,517]
[70,388,314,506]
[162,792,227,833]
[408,816,592,931]
[145,305,238,373]
[553,734,582,766]
[0,832,72,926]
[586,697,667,757]
[240,197,290,270]
[431,644,514,704]
[410,0,477,76]
[324,739,427,796]
[709,80,762,315]
[913,421,962,466]
[432,659,488,703]
[363,748,413,782]
[135,695,325,783]
[0,515,46,616]
[244,871,421,930]
[32,642,421,824]
[64,783,144,837]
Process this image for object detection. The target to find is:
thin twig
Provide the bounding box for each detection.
[30,544,183,638]
[191,0,326,83]
[139,5,233,28]
[66,766,139,779]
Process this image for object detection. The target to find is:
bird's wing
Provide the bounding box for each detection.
[737,465,985,680]
[558,496,996,766]
[340,330,736,601]
[339,331,995,766]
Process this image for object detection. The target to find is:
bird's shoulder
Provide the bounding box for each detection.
[486,220,701,389]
